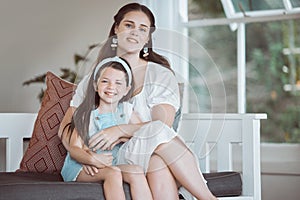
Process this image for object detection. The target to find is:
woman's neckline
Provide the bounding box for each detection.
[132,61,149,97]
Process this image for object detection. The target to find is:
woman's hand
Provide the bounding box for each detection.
[92,152,113,168]
[110,137,130,150]
[89,126,123,151]
[82,152,113,176]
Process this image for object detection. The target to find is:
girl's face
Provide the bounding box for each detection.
[115,11,151,55]
[96,67,131,105]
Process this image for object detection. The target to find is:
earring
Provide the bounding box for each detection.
[143,45,149,57]
[111,37,118,50]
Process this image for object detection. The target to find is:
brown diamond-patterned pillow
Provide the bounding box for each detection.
[17,71,77,174]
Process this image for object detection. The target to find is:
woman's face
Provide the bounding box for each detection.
[96,67,131,105]
[115,11,151,56]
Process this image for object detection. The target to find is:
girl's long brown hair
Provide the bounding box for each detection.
[65,58,134,145]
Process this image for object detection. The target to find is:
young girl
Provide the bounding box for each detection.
[61,56,153,200]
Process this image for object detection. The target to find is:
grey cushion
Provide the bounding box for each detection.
[0,172,131,200]
[203,171,242,197]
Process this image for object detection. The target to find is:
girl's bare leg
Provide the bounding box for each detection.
[77,166,126,200]
[118,164,153,200]
[155,136,217,200]
[146,154,179,200]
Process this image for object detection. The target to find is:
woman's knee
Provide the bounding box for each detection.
[147,155,172,182]
[123,165,146,182]
[126,164,144,173]
[119,164,144,174]
[104,166,123,180]
[154,136,188,158]
[147,154,167,172]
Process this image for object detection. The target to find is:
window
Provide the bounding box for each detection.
[187,0,300,142]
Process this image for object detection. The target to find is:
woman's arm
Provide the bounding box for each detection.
[88,110,146,151]
[58,106,76,151]
[88,122,147,151]
[151,103,176,127]
[68,127,113,169]
[58,107,113,168]
[88,104,176,151]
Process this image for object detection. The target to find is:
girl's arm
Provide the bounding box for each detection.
[68,127,113,169]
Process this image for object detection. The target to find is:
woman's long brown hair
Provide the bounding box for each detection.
[63,3,173,144]
[96,3,171,70]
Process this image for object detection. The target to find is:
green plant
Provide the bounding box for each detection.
[23,43,100,102]
[249,21,300,143]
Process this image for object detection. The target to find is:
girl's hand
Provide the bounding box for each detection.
[89,126,123,151]
[82,164,99,176]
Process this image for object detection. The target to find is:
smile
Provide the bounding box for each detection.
[104,91,117,96]
[126,37,138,43]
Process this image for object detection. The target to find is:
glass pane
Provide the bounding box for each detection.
[188,0,300,143]
[188,19,300,142]
[291,0,300,7]
[247,20,300,143]
[188,26,237,113]
[231,0,285,12]
[188,0,225,20]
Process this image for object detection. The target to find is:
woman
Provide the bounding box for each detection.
[58,3,217,200]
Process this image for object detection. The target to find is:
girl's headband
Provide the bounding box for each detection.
[93,56,132,86]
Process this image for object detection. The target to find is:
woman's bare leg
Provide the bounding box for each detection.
[146,154,179,200]
[118,164,153,200]
[154,136,217,200]
[77,166,126,200]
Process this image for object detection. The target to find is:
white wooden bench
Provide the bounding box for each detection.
[0,113,266,200]
[178,113,267,200]
[0,113,37,172]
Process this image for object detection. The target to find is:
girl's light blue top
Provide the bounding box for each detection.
[61,104,126,181]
